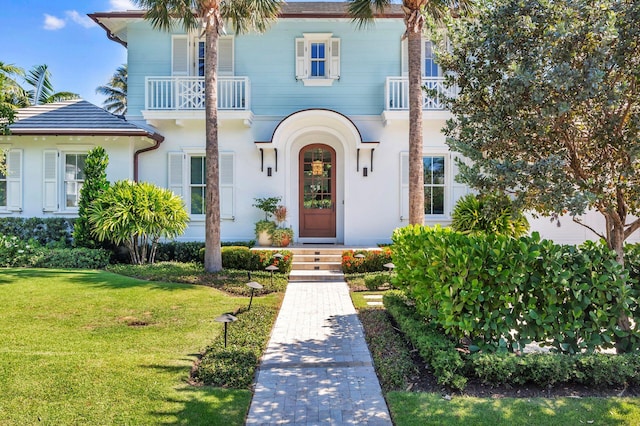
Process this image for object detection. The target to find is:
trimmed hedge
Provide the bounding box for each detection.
[194,304,278,388]
[342,248,392,273]
[384,290,640,390]
[0,217,74,247]
[217,247,293,274]
[155,240,256,263]
[0,234,110,268]
[392,225,640,353]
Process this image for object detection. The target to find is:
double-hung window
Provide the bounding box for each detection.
[43,149,88,213]
[401,37,448,77]
[168,151,235,219]
[295,33,340,86]
[400,153,448,220]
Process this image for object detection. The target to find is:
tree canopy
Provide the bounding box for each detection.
[442,0,640,263]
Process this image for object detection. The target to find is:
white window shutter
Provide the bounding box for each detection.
[43,150,58,212]
[218,37,234,76]
[295,38,306,80]
[6,149,22,211]
[401,38,408,76]
[400,153,409,221]
[172,35,189,76]
[168,152,184,197]
[329,38,340,79]
[219,153,234,219]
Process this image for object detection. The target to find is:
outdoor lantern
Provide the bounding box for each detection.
[265,264,279,286]
[384,262,395,273]
[246,281,263,310]
[214,313,237,348]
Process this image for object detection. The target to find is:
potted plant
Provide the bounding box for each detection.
[271,227,294,247]
[271,205,294,247]
[253,196,281,246]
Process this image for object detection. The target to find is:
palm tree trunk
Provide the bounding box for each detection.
[204,27,223,272]
[408,29,425,225]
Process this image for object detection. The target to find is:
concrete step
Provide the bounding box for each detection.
[286,248,346,256]
[292,253,342,262]
[291,261,342,271]
[288,269,345,282]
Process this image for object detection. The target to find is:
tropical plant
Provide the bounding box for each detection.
[134,0,283,272]
[96,64,127,115]
[0,61,24,134]
[74,146,110,248]
[21,64,78,106]
[271,227,293,247]
[253,196,281,221]
[87,180,189,264]
[348,0,474,225]
[451,192,529,237]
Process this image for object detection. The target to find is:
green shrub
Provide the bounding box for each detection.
[364,273,392,291]
[392,225,640,353]
[0,218,75,247]
[194,304,278,388]
[0,235,42,266]
[213,247,292,273]
[383,290,467,390]
[74,146,109,248]
[342,248,392,273]
[35,248,111,269]
[451,192,529,237]
[359,309,417,392]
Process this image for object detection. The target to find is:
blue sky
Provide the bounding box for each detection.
[0,0,139,106]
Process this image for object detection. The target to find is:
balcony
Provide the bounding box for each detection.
[383,77,457,124]
[143,76,252,125]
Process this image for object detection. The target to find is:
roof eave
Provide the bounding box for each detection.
[8,128,164,143]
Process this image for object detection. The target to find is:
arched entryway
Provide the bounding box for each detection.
[299,144,336,238]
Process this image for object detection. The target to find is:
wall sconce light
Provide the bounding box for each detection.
[267,167,272,177]
[363,167,368,177]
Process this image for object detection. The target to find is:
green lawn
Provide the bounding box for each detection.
[387,392,640,425]
[0,268,280,425]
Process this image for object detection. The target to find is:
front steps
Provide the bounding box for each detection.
[287,247,345,282]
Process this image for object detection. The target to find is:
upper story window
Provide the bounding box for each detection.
[295,33,340,86]
[172,35,234,77]
[402,37,449,77]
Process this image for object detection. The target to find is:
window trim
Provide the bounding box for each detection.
[295,33,340,86]
[400,151,451,221]
[0,148,22,213]
[62,152,88,212]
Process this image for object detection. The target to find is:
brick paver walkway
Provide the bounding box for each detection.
[246,281,392,425]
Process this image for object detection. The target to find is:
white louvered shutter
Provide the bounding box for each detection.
[219,153,234,219]
[329,38,340,79]
[168,152,184,197]
[43,150,58,212]
[172,35,189,76]
[218,37,234,76]
[400,153,409,221]
[295,38,306,79]
[6,149,22,211]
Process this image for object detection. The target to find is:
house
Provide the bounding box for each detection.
[0,2,633,246]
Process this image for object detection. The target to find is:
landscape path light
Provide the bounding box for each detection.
[265,264,279,286]
[214,313,237,348]
[246,281,263,310]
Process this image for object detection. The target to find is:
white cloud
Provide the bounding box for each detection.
[66,10,97,28]
[109,0,139,11]
[43,14,66,30]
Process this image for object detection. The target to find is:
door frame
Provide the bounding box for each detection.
[298,144,337,238]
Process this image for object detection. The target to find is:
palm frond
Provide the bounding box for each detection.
[348,0,391,28]
[46,92,80,103]
[222,0,282,34]
[23,64,55,105]
[134,0,199,32]
[96,64,127,115]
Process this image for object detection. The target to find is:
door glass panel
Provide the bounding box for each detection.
[302,147,332,209]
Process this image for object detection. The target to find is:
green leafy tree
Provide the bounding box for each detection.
[442,0,640,266]
[134,0,282,272]
[74,146,110,248]
[451,192,529,237]
[96,65,127,115]
[88,180,189,264]
[348,0,474,225]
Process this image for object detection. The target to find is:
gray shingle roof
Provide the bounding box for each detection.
[280,2,403,16]
[9,100,162,141]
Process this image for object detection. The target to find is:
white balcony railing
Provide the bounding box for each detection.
[385,77,457,111]
[145,76,250,111]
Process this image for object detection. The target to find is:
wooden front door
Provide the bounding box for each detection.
[299,144,336,238]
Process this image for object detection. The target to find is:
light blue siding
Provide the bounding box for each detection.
[126,18,405,117]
